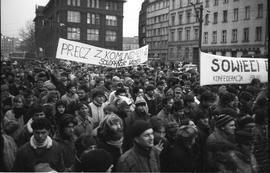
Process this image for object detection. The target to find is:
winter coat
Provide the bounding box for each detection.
[116,142,160,172]
[13,140,65,172]
[1,134,17,171]
[206,130,240,172]
[160,142,198,172]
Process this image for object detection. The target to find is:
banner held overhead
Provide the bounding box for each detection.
[200,52,268,86]
[56,38,148,68]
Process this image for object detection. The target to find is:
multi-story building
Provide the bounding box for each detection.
[34,0,126,59]
[138,0,149,47]
[1,34,21,57]
[145,0,169,62]
[123,36,139,50]
[202,0,268,57]
[168,0,202,63]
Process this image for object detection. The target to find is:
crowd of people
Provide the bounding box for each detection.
[0,59,269,172]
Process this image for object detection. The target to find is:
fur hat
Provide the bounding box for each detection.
[215,114,234,128]
[129,120,152,139]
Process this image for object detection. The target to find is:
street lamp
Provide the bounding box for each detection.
[190,2,203,71]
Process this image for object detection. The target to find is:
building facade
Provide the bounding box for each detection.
[123,36,139,50]
[1,34,21,57]
[202,0,268,57]
[138,0,149,47]
[145,0,169,62]
[34,0,126,59]
[168,0,202,63]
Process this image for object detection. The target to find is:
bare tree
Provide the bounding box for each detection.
[18,20,36,53]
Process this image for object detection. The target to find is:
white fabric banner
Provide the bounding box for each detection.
[200,52,268,86]
[56,38,148,68]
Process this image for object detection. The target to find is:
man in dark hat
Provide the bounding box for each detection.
[116,120,160,172]
[206,114,239,172]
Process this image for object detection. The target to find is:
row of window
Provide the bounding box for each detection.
[170,9,199,26]
[147,14,168,25]
[205,4,264,25]
[67,0,119,10]
[206,0,239,7]
[203,27,262,44]
[147,0,169,13]
[147,41,168,50]
[170,27,199,41]
[147,27,168,37]
[67,11,118,26]
[67,27,117,42]
[171,0,202,10]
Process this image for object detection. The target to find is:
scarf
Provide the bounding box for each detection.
[30,135,53,149]
[106,137,123,154]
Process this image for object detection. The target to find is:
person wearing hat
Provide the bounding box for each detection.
[183,94,196,121]
[96,114,124,171]
[213,92,239,118]
[144,84,158,116]
[61,83,79,107]
[54,114,77,170]
[123,97,150,152]
[88,89,106,129]
[160,125,198,172]
[116,120,160,172]
[206,114,239,172]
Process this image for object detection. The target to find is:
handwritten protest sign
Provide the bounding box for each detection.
[56,38,148,68]
[200,52,268,86]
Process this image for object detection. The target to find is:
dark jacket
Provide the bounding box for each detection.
[116,142,160,172]
[160,142,197,172]
[13,140,64,172]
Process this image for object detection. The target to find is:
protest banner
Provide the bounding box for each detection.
[56,38,148,68]
[200,52,268,86]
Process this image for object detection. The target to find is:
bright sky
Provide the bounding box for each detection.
[1,0,144,38]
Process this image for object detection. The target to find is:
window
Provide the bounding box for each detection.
[195,10,199,22]
[105,2,118,10]
[232,29,237,42]
[221,30,227,43]
[223,0,228,4]
[194,28,199,40]
[212,31,217,43]
[106,30,117,42]
[171,30,175,41]
[68,0,80,6]
[186,11,191,24]
[203,32,208,44]
[172,0,175,9]
[223,10,227,22]
[243,28,249,42]
[257,4,263,18]
[205,14,209,25]
[185,48,189,61]
[87,13,100,25]
[256,27,262,41]
[245,6,250,19]
[67,27,80,40]
[87,0,99,8]
[213,12,218,24]
[87,29,99,41]
[106,15,117,26]
[171,14,175,25]
[178,29,182,41]
[186,28,190,40]
[178,13,183,24]
[233,8,238,21]
[187,0,191,5]
[205,0,209,7]
[214,0,219,6]
[67,11,80,23]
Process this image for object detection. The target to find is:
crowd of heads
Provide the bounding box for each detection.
[0,59,268,172]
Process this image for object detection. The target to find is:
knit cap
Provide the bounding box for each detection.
[81,149,113,172]
[129,120,152,139]
[215,114,235,128]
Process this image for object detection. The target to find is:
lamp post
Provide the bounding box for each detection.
[191,2,203,71]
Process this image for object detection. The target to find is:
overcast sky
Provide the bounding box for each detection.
[1,0,144,38]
